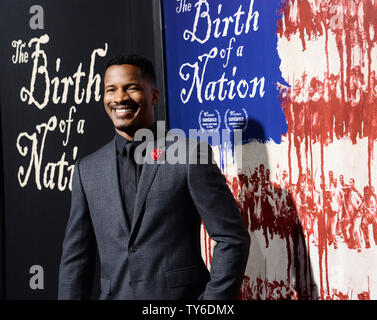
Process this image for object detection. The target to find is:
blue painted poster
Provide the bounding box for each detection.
[162,0,287,145]
[162,0,377,300]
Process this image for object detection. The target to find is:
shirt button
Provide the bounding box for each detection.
[129,246,137,253]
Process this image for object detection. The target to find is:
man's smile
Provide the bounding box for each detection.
[112,105,139,118]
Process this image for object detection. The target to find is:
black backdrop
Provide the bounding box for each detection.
[0,0,166,299]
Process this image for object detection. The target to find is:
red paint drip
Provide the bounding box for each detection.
[232,0,377,300]
[276,0,377,299]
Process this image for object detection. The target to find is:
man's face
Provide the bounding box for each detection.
[330,80,336,90]
[309,85,315,97]
[318,83,324,95]
[349,179,355,188]
[103,64,159,137]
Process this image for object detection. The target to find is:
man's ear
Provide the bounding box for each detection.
[152,88,159,105]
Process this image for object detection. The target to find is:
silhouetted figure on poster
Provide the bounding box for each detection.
[360,186,377,248]
[346,178,363,252]
[328,175,338,248]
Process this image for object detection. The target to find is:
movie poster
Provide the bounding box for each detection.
[0,0,158,298]
[163,0,377,300]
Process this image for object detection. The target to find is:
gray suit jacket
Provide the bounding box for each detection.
[58,135,250,300]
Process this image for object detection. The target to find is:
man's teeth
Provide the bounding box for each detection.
[115,109,133,113]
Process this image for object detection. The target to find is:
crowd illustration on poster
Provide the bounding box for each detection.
[163,0,377,300]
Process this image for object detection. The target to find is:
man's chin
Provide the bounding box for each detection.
[115,124,136,135]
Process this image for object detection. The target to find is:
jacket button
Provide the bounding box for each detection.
[129,247,137,253]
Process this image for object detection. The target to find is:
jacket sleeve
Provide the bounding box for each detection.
[187,141,250,300]
[58,159,97,300]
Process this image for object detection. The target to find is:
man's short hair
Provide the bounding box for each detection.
[105,54,156,85]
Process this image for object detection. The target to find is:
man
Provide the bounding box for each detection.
[346,178,363,252]
[58,54,250,300]
[360,186,377,249]
[255,179,276,248]
[337,174,350,242]
[328,177,338,248]
[328,171,335,189]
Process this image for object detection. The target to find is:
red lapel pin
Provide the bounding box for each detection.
[151,148,163,160]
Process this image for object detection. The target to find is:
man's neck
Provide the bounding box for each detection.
[115,128,134,141]
[115,122,157,142]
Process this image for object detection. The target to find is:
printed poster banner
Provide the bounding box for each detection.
[0,0,158,298]
[0,1,113,298]
[163,0,377,300]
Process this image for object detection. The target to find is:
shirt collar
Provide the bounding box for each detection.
[115,132,132,155]
[115,122,158,155]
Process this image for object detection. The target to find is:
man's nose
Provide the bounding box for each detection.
[114,90,130,103]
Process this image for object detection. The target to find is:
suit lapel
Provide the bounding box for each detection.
[129,140,165,237]
[104,136,131,234]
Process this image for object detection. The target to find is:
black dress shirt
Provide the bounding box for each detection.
[116,133,143,224]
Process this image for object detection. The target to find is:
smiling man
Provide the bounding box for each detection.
[58,54,250,300]
[103,58,159,139]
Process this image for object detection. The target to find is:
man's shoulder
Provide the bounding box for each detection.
[163,133,216,166]
[77,137,115,168]
[165,132,212,152]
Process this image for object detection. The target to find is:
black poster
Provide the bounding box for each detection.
[0,0,163,299]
